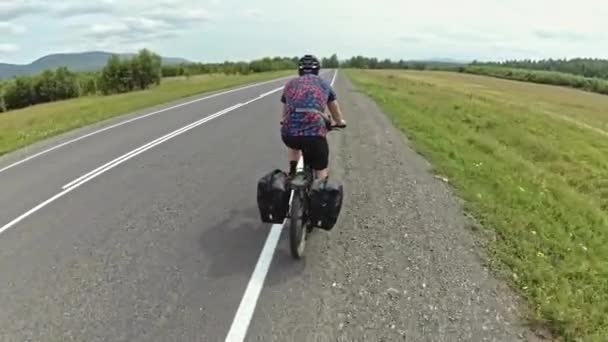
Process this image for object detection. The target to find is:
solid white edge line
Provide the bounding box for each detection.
[224,157,304,342]
[331,68,338,86]
[224,70,337,342]
[0,87,284,236]
[0,75,295,176]
[224,224,282,342]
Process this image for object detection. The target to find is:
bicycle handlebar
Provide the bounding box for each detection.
[329,123,347,130]
[279,121,347,130]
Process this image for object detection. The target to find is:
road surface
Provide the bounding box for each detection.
[0,71,535,341]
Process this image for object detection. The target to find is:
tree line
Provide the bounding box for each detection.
[339,55,608,96]
[0,49,164,112]
[472,58,608,80]
[4,51,608,113]
[462,65,608,95]
[160,56,298,78]
[0,51,308,113]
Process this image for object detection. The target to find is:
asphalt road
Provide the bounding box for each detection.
[0,72,334,342]
[0,70,534,342]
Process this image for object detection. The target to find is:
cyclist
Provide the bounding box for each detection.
[280,54,346,180]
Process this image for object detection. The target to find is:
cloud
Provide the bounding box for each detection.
[0,1,44,20]
[73,2,213,46]
[87,18,170,37]
[0,22,27,35]
[81,16,181,48]
[242,9,263,18]
[0,43,19,53]
[145,8,212,25]
[52,2,115,18]
[0,1,116,21]
[399,32,438,43]
[533,29,591,42]
[399,27,504,46]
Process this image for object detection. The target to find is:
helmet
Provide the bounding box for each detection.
[298,54,320,76]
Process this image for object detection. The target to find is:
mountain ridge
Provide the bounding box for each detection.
[0,51,190,79]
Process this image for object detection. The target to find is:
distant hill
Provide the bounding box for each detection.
[0,51,190,79]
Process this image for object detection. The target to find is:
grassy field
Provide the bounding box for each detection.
[346,69,608,341]
[0,71,292,157]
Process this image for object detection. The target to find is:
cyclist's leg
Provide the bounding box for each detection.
[282,135,302,176]
[303,137,329,179]
[287,147,300,175]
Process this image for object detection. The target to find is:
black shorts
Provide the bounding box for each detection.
[282,136,329,170]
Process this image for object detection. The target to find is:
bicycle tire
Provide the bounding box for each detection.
[289,193,306,259]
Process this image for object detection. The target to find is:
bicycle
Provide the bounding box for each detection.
[286,124,345,259]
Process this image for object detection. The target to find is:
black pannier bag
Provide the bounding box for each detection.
[257,169,291,224]
[309,178,344,231]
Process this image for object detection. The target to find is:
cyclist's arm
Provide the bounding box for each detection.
[326,85,345,124]
[280,91,289,123]
[327,100,345,123]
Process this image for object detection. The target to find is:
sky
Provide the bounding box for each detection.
[1,0,607,64]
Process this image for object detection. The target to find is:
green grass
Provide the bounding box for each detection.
[0,71,292,156]
[346,69,608,341]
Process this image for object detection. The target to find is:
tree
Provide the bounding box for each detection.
[99,54,124,94]
[3,76,36,110]
[328,54,339,68]
[34,70,57,102]
[98,51,159,94]
[134,48,162,89]
[322,57,330,68]
[52,67,80,100]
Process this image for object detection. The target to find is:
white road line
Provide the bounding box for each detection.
[224,224,281,342]
[61,103,245,190]
[224,157,304,342]
[0,87,283,236]
[331,68,339,85]
[0,76,293,175]
[224,70,338,342]
[0,187,75,236]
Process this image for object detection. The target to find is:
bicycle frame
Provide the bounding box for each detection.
[286,124,345,259]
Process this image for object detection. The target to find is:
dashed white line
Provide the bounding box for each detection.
[0,87,283,236]
[224,69,338,342]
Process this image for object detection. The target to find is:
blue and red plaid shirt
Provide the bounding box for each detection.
[280,74,337,137]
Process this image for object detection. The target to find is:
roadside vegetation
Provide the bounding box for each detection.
[0,49,332,156]
[346,69,608,341]
[0,50,308,113]
[341,55,608,96]
[473,58,608,79]
[462,66,608,95]
[0,71,291,156]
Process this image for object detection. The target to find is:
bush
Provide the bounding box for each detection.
[3,76,36,110]
[99,49,162,95]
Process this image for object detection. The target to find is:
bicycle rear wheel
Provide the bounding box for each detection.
[289,193,306,259]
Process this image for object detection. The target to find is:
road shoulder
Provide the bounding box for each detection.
[247,73,536,341]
